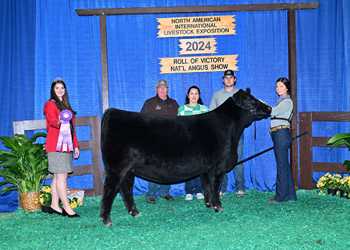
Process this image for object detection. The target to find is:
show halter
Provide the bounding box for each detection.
[233,95,260,139]
[233,97,260,118]
[56,110,73,152]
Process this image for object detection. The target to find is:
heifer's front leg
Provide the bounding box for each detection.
[100,175,120,226]
[119,170,141,217]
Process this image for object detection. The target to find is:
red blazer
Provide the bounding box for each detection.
[43,100,79,153]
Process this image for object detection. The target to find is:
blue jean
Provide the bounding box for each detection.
[185,176,203,194]
[221,134,245,193]
[145,181,170,199]
[271,128,297,202]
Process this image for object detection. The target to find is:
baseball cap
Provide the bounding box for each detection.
[157,79,168,87]
[223,70,235,77]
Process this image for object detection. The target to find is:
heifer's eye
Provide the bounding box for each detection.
[247,98,254,104]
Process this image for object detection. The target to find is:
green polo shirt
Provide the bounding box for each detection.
[177,104,209,116]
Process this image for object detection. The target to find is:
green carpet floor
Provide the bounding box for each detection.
[1,189,349,249]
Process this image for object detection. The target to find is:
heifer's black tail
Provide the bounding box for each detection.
[101,108,114,125]
[101,108,115,145]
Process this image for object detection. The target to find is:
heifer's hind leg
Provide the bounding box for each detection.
[119,170,141,217]
[212,172,224,213]
[100,175,120,226]
[200,174,212,209]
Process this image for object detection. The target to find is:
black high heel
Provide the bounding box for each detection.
[62,208,80,218]
[49,207,63,215]
[42,206,52,214]
[42,206,62,215]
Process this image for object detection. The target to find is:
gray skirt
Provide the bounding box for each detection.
[48,152,73,174]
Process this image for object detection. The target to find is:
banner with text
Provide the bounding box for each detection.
[157,15,236,38]
[179,38,217,55]
[159,55,238,74]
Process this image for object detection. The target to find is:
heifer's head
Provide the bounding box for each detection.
[233,88,271,121]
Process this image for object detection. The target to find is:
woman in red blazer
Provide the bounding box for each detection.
[43,78,80,217]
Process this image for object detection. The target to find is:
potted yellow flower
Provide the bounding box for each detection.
[39,184,83,211]
[39,185,52,213]
[317,173,342,196]
[339,176,350,199]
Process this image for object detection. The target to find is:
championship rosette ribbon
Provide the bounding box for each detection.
[56,110,73,152]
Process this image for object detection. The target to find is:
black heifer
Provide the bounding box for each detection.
[100,89,271,226]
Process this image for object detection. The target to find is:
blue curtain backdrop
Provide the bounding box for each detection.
[0,0,349,212]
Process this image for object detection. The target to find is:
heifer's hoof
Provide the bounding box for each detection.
[129,211,141,217]
[206,202,214,209]
[215,207,224,213]
[103,221,113,226]
[101,218,113,227]
[101,217,113,226]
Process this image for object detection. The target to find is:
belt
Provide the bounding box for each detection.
[269,125,289,134]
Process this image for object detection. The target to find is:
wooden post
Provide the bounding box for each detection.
[89,115,104,196]
[100,15,109,113]
[299,112,313,190]
[287,9,299,190]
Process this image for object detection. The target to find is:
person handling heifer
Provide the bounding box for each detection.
[178,86,209,201]
[260,77,297,202]
[209,70,245,198]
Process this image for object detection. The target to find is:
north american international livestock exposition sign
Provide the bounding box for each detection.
[159,55,238,74]
[157,15,236,38]
[158,15,238,74]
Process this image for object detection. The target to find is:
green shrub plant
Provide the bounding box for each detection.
[328,133,350,171]
[0,133,48,195]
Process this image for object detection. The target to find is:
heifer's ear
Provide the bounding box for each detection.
[245,88,251,95]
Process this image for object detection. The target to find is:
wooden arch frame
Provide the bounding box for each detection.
[75,2,319,189]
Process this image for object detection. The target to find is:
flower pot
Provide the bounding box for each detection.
[19,191,42,211]
[340,189,346,198]
[327,188,338,196]
[340,190,350,199]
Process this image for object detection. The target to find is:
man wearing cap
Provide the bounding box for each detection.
[209,70,246,198]
[140,79,179,204]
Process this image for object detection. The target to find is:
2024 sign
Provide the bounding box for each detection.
[179,38,217,55]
